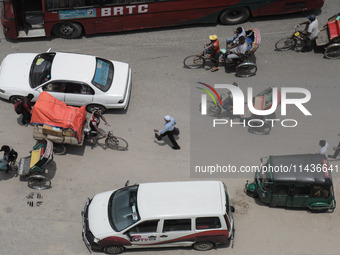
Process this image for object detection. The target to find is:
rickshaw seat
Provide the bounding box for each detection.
[327,20,340,40]
[30,148,42,168]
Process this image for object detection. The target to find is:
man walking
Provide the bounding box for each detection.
[154,115,180,150]
[328,134,340,159]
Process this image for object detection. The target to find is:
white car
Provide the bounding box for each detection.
[82,181,235,254]
[0,51,132,113]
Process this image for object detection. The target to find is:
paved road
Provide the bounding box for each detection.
[0,1,339,254]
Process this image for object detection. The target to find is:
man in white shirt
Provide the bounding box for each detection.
[299,14,319,52]
[226,27,246,49]
[317,140,329,156]
[226,36,248,62]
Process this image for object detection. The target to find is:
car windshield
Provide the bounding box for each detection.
[30,53,56,88]
[108,185,140,232]
[91,58,114,92]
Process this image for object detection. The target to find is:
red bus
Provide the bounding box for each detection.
[1,0,325,40]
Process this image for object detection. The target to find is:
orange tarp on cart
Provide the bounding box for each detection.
[31,92,87,143]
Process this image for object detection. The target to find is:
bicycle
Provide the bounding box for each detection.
[200,84,275,135]
[275,25,305,51]
[85,124,128,151]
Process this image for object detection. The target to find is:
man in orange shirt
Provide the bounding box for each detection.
[198,35,220,72]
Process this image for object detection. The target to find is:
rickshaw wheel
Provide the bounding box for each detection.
[248,121,271,135]
[199,101,221,116]
[27,175,51,190]
[324,44,340,59]
[236,63,257,77]
[53,144,66,155]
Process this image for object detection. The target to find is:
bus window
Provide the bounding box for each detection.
[45,0,71,10]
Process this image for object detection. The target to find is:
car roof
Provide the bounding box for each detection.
[51,52,96,83]
[137,181,226,220]
[268,154,332,185]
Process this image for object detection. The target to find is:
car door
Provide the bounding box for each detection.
[270,184,289,207]
[156,219,194,247]
[286,185,310,207]
[124,220,161,247]
[37,81,66,102]
[63,82,94,106]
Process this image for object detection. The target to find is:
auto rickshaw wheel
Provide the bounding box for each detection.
[248,121,271,135]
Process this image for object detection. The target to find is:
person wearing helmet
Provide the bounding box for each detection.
[197,35,220,72]
[0,145,18,173]
[299,14,319,52]
[21,93,34,126]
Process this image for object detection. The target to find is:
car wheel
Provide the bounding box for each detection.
[52,22,82,39]
[86,104,106,114]
[193,241,214,251]
[10,95,24,104]
[103,245,125,254]
[219,7,250,25]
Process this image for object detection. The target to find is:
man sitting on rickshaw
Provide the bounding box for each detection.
[226,36,248,63]
[0,145,18,173]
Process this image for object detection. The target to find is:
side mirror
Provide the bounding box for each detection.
[230,206,235,213]
[46,48,51,52]
[125,180,130,187]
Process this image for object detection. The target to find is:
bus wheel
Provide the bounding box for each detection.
[219,7,250,25]
[52,22,83,39]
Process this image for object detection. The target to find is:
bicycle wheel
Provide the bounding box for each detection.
[248,121,271,135]
[53,144,66,155]
[183,55,205,69]
[275,37,296,51]
[324,44,340,59]
[207,101,222,116]
[106,137,128,151]
[236,63,257,77]
[27,175,51,190]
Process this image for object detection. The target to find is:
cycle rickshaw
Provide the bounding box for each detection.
[315,13,340,59]
[18,139,54,190]
[184,28,261,77]
[31,92,128,155]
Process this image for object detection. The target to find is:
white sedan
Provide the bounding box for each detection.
[0,51,132,113]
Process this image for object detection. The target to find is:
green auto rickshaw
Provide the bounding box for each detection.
[245,154,336,212]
